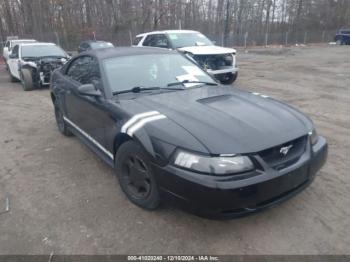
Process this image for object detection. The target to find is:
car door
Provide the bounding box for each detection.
[62,56,113,159]
[3,41,10,61]
[8,45,20,79]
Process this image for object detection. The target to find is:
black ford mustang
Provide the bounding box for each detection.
[50,47,327,218]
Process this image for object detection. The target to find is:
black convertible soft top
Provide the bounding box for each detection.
[87,47,176,60]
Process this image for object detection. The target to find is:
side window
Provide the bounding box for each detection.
[67,56,92,84]
[142,35,156,46]
[88,58,101,85]
[154,34,169,48]
[82,43,90,50]
[78,43,88,52]
[132,36,142,45]
[11,45,19,58]
[143,34,169,48]
[66,56,100,85]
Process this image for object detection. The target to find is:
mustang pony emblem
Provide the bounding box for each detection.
[280,145,293,156]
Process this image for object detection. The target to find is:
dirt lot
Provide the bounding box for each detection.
[0,45,349,255]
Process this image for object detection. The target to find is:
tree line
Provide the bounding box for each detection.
[0,0,349,49]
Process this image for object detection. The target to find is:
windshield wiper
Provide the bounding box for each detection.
[113,86,183,95]
[113,86,160,95]
[167,80,218,87]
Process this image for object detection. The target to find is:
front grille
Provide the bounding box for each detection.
[258,136,307,170]
[192,54,232,70]
[41,62,63,83]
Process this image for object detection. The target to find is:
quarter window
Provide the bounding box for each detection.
[132,36,143,46]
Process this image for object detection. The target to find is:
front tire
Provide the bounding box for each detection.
[219,72,238,85]
[20,68,34,91]
[115,141,160,210]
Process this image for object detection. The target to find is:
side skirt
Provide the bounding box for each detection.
[63,116,115,168]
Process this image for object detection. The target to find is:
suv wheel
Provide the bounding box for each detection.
[20,69,34,91]
[219,72,238,85]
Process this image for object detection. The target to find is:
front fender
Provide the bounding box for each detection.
[21,61,37,69]
[113,129,157,160]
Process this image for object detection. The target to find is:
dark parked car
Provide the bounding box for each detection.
[78,40,114,53]
[334,29,350,45]
[50,47,327,218]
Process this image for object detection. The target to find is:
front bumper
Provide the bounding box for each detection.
[153,136,327,219]
[40,72,51,86]
[207,66,238,76]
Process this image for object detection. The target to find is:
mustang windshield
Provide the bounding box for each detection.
[167,33,214,48]
[21,45,67,58]
[103,54,216,93]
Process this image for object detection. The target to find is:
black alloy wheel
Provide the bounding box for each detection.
[121,155,151,199]
[115,141,160,210]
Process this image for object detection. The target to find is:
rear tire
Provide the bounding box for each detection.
[20,68,34,91]
[115,141,160,210]
[54,104,73,137]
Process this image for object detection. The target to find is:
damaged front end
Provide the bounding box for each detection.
[21,57,68,87]
[187,53,238,84]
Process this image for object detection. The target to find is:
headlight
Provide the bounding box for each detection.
[223,54,233,65]
[232,54,236,67]
[309,128,319,145]
[173,150,254,175]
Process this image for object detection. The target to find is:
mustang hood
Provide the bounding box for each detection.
[178,45,236,55]
[134,86,311,155]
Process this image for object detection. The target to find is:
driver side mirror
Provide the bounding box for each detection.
[78,83,102,97]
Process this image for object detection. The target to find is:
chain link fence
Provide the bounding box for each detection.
[0,29,339,53]
[209,30,337,48]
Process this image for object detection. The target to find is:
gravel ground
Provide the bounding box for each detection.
[0,45,349,255]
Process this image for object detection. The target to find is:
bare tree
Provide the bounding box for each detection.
[0,0,349,48]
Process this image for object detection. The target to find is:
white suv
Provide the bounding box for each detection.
[133,30,238,84]
[2,38,37,67]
